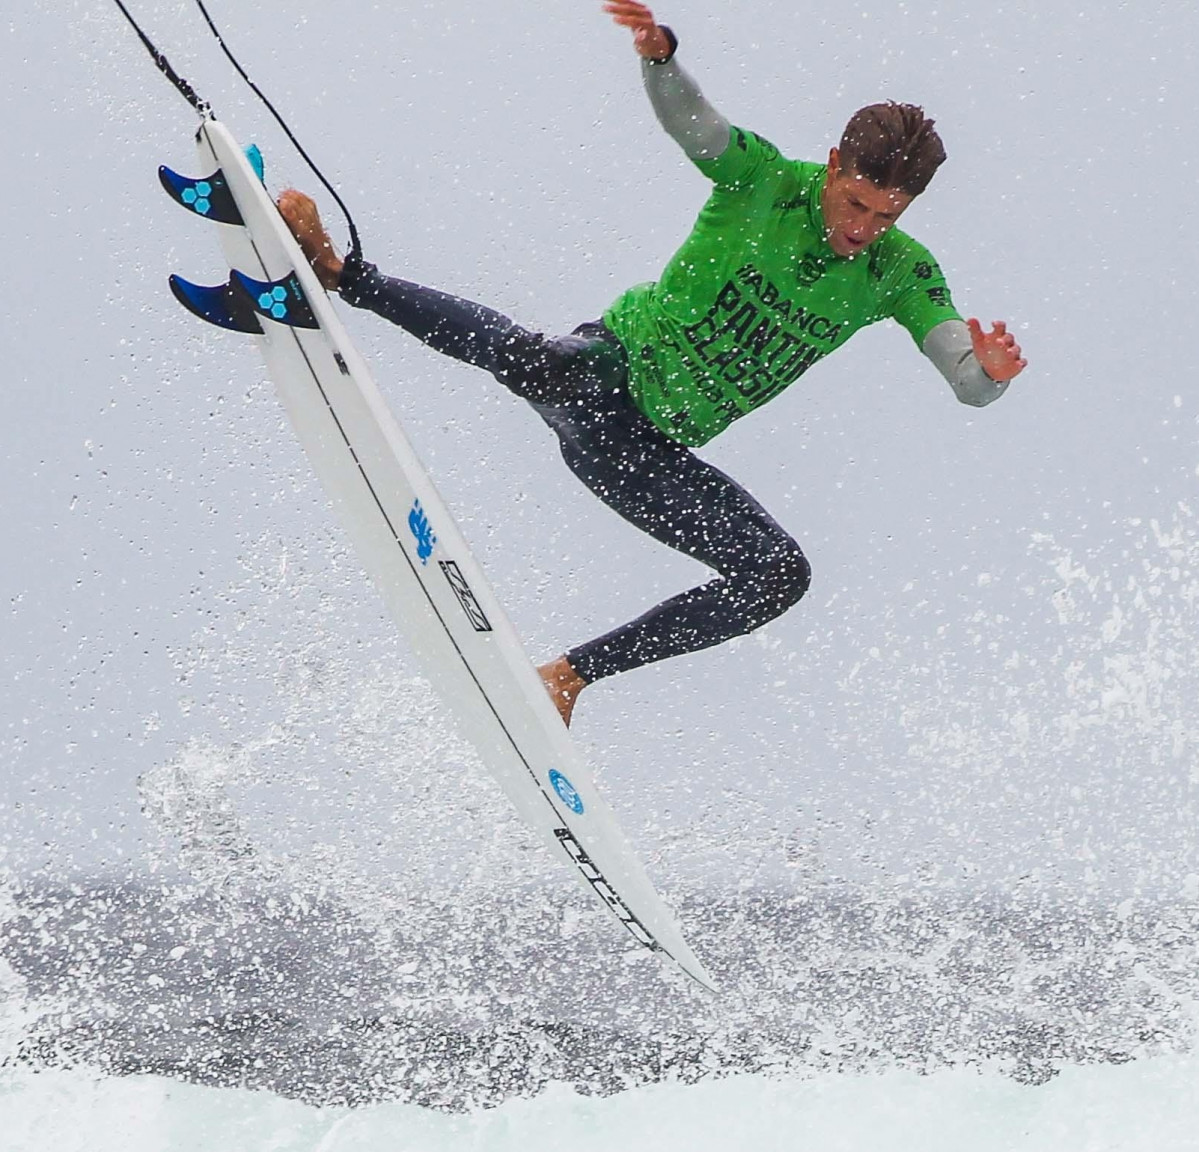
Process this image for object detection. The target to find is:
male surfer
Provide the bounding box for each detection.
[278,1,1027,727]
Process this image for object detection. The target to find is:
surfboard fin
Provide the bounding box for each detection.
[230,269,320,330]
[159,165,244,226]
[169,275,264,334]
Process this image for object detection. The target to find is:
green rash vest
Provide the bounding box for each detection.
[602,127,963,447]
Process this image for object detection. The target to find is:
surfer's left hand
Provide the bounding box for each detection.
[968,318,1027,382]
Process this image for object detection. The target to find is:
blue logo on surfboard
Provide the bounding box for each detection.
[549,770,584,815]
[408,499,437,565]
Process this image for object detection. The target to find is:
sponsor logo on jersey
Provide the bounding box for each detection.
[439,560,492,632]
[795,253,827,288]
[772,193,809,213]
[750,132,780,161]
[549,769,584,815]
[407,499,437,564]
[673,271,842,415]
[732,128,780,162]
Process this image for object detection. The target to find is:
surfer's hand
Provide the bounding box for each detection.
[277,189,344,291]
[603,1,674,60]
[968,318,1027,382]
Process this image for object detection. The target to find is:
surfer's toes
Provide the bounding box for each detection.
[276,190,341,287]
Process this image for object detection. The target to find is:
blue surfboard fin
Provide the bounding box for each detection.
[159,165,244,226]
[169,275,264,334]
[244,144,265,183]
[230,269,320,330]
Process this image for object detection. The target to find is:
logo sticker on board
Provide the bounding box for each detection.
[407,499,437,565]
[439,559,492,631]
[549,769,584,815]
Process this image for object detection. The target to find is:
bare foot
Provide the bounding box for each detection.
[276,189,344,290]
[538,655,587,728]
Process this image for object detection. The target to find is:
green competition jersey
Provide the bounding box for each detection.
[603,127,963,446]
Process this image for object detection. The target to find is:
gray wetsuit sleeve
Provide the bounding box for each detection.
[641,58,731,160]
[922,319,1010,407]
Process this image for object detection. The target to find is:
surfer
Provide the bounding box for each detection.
[278,0,1027,727]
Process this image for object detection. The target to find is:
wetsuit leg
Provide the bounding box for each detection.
[338,255,620,407]
[338,255,810,682]
[542,392,811,684]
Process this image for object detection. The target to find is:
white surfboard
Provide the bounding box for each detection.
[164,116,714,992]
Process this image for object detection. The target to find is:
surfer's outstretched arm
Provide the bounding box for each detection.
[605,1,731,160]
[920,317,1026,406]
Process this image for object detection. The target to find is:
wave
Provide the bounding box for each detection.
[3,877,1196,1111]
[3,1055,1197,1152]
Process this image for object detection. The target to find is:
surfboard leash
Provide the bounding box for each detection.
[110,0,209,116]
[109,0,362,259]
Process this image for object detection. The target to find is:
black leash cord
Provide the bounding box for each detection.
[111,0,209,115]
[111,0,362,258]
[192,0,362,258]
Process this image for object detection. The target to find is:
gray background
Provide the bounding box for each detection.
[3,0,1197,902]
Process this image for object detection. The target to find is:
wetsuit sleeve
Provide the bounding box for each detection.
[886,244,1004,405]
[921,320,1010,407]
[639,58,781,187]
[641,57,731,160]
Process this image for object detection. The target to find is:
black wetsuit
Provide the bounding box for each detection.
[339,254,811,685]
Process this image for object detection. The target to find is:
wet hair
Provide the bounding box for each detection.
[838,102,946,196]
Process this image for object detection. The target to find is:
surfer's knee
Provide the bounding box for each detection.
[757,538,811,617]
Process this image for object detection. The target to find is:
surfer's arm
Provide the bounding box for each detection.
[922,320,1012,407]
[605,0,731,160]
[641,57,731,161]
[892,244,1025,405]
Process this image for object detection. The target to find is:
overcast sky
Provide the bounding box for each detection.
[3,0,1198,902]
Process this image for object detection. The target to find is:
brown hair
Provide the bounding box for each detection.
[838,102,946,197]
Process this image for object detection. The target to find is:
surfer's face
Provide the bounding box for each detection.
[821,148,913,258]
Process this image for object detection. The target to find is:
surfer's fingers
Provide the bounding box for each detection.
[603,0,656,26]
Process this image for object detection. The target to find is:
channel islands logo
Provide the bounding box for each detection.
[407,499,437,564]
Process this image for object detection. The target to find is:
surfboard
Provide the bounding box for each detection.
[162,116,715,992]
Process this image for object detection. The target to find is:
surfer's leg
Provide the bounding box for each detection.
[280,195,620,403]
[553,397,811,685]
[338,256,626,406]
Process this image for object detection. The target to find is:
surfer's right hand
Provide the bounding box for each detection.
[277,189,344,291]
[603,1,674,61]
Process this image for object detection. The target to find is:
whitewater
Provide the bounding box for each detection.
[4,1056,1199,1152]
[3,469,1198,1149]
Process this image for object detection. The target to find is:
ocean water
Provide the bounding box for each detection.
[4,503,1199,1147]
[4,1055,1199,1152]
[3,866,1198,1144]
